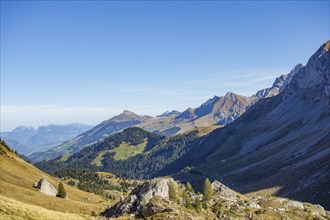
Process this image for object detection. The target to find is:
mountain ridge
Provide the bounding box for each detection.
[36,40,330,210]
[28,65,302,162]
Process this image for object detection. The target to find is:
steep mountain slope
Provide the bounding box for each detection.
[172,40,330,209]
[0,140,108,218]
[1,123,92,155]
[28,111,152,162]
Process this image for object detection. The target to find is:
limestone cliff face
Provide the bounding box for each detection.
[36,178,57,197]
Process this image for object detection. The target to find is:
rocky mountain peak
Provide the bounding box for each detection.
[157,110,181,117]
[224,91,236,97]
[254,63,303,99]
[109,110,152,123]
[122,110,136,115]
[284,40,330,98]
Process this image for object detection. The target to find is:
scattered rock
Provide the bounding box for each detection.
[277,208,286,212]
[283,200,304,210]
[35,178,57,197]
[247,202,261,209]
[141,197,174,217]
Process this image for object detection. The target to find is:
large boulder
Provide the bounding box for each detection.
[35,178,57,197]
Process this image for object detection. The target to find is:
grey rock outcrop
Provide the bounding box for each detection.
[103,178,172,217]
[36,178,57,197]
[211,180,239,202]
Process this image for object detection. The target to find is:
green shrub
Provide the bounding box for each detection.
[57,182,67,199]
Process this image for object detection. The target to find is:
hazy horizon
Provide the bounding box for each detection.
[1,1,329,131]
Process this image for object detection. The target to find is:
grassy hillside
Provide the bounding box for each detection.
[0,195,86,220]
[110,139,147,160]
[0,140,108,218]
[36,126,219,179]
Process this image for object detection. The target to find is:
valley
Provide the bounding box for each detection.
[34,41,330,214]
[1,1,329,218]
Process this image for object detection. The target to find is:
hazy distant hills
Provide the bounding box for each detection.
[0,124,93,156]
[28,63,301,163]
[36,41,330,209]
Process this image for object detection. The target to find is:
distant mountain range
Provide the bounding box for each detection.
[28,64,301,163]
[36,41,330,209]
[1,124,93,156]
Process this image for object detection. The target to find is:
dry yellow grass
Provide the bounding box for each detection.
[0,142,109,217]
[0,195,87,220]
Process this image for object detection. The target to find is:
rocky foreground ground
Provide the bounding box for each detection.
[101,178,329,220]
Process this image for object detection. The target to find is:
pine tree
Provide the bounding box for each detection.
[57,182,67,199]
[168,181,176,201]
[186,182,195,193]
[194,195,202,213]
[183,192,192,209]
[203,178,212,204]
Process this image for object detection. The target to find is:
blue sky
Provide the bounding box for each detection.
[1,1,329,131]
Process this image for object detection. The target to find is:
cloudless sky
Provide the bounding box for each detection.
[1,0,329,131]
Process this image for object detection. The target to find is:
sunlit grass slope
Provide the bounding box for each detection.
[0,140,108,218]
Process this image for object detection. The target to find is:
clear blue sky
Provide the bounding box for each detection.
[1,1,329,131]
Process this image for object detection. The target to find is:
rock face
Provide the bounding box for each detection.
[36,178,57,197]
